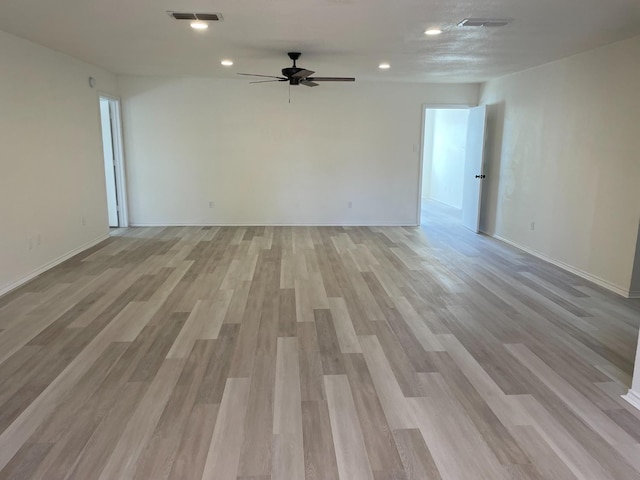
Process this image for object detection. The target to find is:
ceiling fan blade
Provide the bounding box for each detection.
[300,80,319,87]
[291,69,315,79]
[238,73,287,80]
[249,80,285,84]
[307,77,356,82]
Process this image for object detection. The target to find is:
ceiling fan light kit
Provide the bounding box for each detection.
[238,52,355,88]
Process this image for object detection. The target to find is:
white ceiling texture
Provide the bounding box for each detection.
[1,0,640,82]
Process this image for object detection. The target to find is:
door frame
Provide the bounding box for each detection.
[98,93,129,227]
[415,103,475,226]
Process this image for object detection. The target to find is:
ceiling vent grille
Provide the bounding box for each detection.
[458,18,511,27]
[167,12,223,21]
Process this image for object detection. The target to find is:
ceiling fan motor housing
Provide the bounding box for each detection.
[282,67,304,84]
[283,52,303,83]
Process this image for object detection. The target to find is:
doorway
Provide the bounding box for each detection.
[99,96,127,228]
[419,105,487,232]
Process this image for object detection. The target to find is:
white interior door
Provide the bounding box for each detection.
[461,105,487,233]
[100,99,119,227]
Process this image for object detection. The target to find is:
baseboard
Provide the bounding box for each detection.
[130,222,414,227]
[489,233,631,298]
[623,390,640,411]
[0,234,110,298]
[425,199,462,211]
[628,291,640,299]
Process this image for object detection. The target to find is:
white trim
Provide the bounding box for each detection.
[0,235,109,297]
[111,99,129,227]
[622,390,640,411]
[415,105,427,226]
[97,91,120,101]
[130,222,413,227]
[422,103,478,109]
[629,291,640,299]
[99,94,129,228]
[489,233,631,298]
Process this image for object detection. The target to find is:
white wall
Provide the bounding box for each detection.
[0,29,118,295]
[480,35,640,296]
[427,109,469,209]
[119,77,478,226]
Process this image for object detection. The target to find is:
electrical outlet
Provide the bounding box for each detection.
[530,221,535,231]
[347,201,353,209]
[208,201,215,208]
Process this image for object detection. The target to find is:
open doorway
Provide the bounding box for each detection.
[419,105,487,232]
[99,95,128,228]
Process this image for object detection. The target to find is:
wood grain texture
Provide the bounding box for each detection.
[393,429,442,480]
[324,375,374,480]
[0,202,639,479]
[302,400,340,480]
[201,377,251,480]
[272,337,305,480]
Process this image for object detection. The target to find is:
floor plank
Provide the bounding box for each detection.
[0,204,638,479]
[324,375,374,480]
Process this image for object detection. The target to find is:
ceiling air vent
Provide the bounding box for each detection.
[167,12,223,21]
[458,18,511,27]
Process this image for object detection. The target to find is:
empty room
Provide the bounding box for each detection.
[2,0,640,479]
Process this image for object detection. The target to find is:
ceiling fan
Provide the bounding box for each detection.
[238,52,355,87]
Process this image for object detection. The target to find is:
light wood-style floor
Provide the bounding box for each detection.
[1,203,640,480]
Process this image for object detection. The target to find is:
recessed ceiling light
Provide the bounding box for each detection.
[425,28,442,35]
[190,21,208,30]
[379,63,390,69]
[221,59,233,66]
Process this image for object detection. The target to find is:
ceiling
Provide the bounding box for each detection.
[1,0,640,83]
